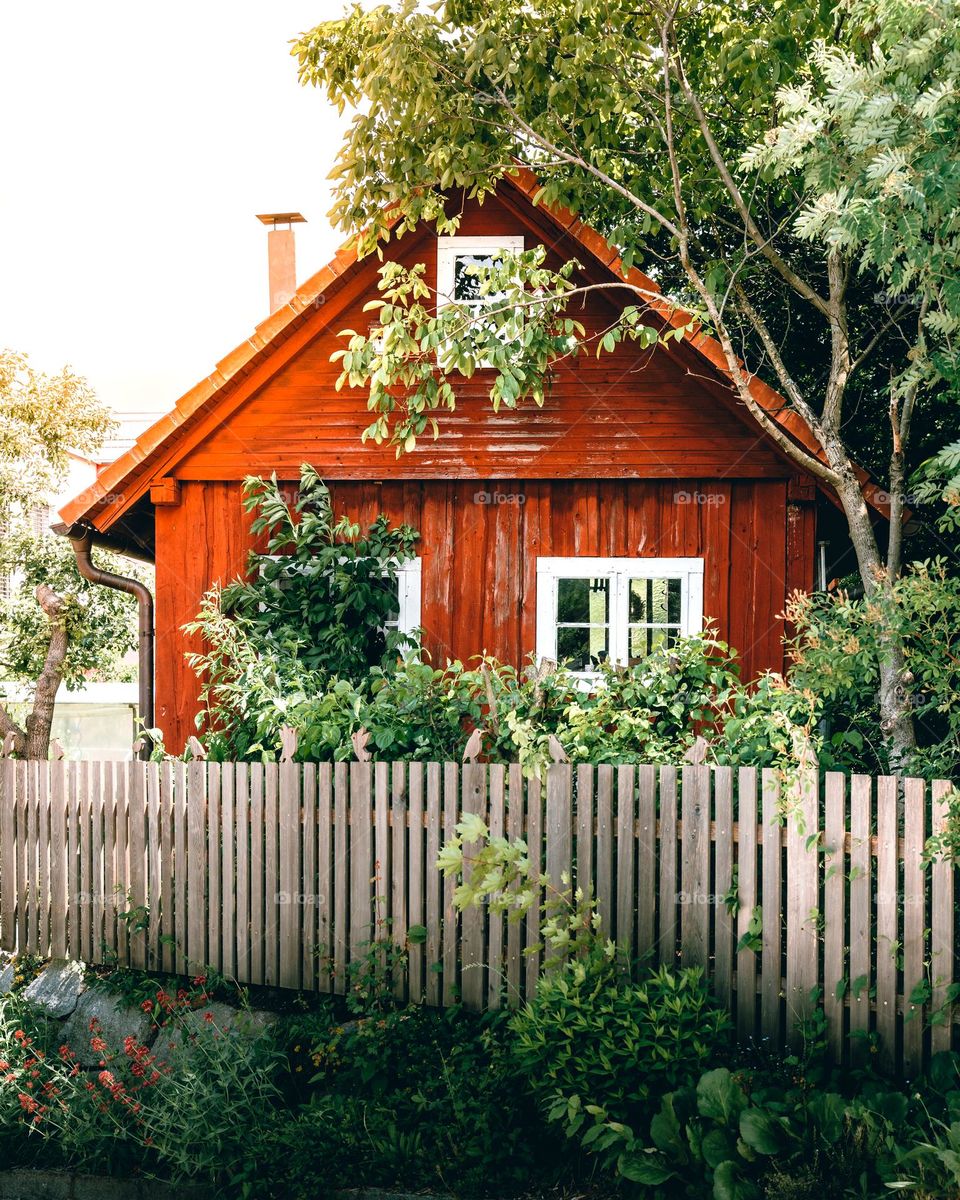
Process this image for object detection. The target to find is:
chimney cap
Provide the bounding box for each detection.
[256,212,307,227]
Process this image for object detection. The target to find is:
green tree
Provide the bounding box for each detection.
[295,0,960,768]
[0,351,137,758]
[0,350,112,524]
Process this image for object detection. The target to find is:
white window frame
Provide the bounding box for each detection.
[436,235,525,309]
[535,556,704,678]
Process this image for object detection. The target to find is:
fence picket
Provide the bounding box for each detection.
[596,765,614,939]
[350,762,373,974]
[461,762,487,1009]
[876,776,898,1072]
[49,761,66,960]
[525,773,543,996]
[760,769,782,1043]
[248,763,264,985]
[263,762,279,987]
[391,762,408,1001]
[616,766,636,956]
[66,763,80,961]
[713,767,734,1012]
[823,773,846,1062]
[785,767,819,1039]
[127,762,147,971]
[407,763,425,1004]
[302,762,317,993]
[931,780,956,1055]
[487,765,505,1009]
[279,761,300,991]
[735,767,758,1040]
[505,764,524,1007]
[636,765,656,961]
[333,762,348,991]
[316,763,333,993]
[442,763,459,1006]
[159,761,174,973]
[0,759,14,953]
[425,762,441,1007]
[658,766,678,961]
[220,764,236,981]
[848,775,873,1060]
[206,763,222,976]
[146,764,161,971]
[234,763,249,984]
[902,777,926,1078]
[681,766,710,971]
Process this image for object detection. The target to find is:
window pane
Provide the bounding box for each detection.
[557,625,609,671]
[557,577,610,624]
[628,625,680,664]
[453,253,500,304]
[628,577,682,624]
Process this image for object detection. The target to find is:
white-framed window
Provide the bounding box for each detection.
[535,557,704,678]
[384,556,422,639]
[436,235,525,312]
[267,555,422,640]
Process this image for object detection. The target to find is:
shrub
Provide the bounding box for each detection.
[510,957,730,1169]
[257,1004,552,1199]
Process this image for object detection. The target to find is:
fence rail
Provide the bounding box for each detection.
[0,759,956,1077]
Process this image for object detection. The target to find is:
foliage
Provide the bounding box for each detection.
[256,1003,550,1199]
[0,349,112,525]
[617,1061,912,1197]
[439,809,609,967]
[294,0,960,766]
[511,959,730,1173]
[0,988,283,1185]
[785,562,960,776]
[0,528,140,690]
[185,463,419,753]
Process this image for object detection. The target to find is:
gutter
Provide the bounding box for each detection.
[65,523,155,759]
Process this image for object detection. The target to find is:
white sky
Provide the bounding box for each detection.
[0,1,352,421]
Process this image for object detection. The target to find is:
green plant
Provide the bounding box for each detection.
[510,958,729,1171]
[261,1003,551,1199]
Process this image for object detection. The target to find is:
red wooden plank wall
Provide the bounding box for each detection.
[155,478,809,753]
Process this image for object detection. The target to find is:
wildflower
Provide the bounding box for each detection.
[18,1093,37,1114]
[97,1070,116,1088]
[90,1037,107,1054]
[140,1000,153,1013]
[203,1012,214,1024]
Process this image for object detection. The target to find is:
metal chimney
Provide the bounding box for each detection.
[256,212,306,314]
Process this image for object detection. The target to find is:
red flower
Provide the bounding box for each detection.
[90,1037,107,1053]
[203,1012,215,1024]
[140,1000,153,1013]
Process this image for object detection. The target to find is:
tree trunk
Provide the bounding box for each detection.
[830,461,916,770]
[0,585,70,761]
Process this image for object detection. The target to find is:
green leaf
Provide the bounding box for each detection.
[697,1068,746,1124]
[739,1108,783,1155]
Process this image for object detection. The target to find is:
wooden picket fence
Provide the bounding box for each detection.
[0,758,956,1077]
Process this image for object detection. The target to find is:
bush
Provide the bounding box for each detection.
[255,1003,554,1199]
[510,957,730,1170]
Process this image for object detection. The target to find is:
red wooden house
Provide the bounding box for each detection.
[58,169,881,754]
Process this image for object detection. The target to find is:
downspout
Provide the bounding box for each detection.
[67,523,154,760]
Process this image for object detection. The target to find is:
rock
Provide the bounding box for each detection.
[156,1001,278,1065]
[59,988,155,1067]
[0,955,14,996]
[22,960,85,1019]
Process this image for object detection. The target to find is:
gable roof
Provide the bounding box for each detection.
[59,167,889,537]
